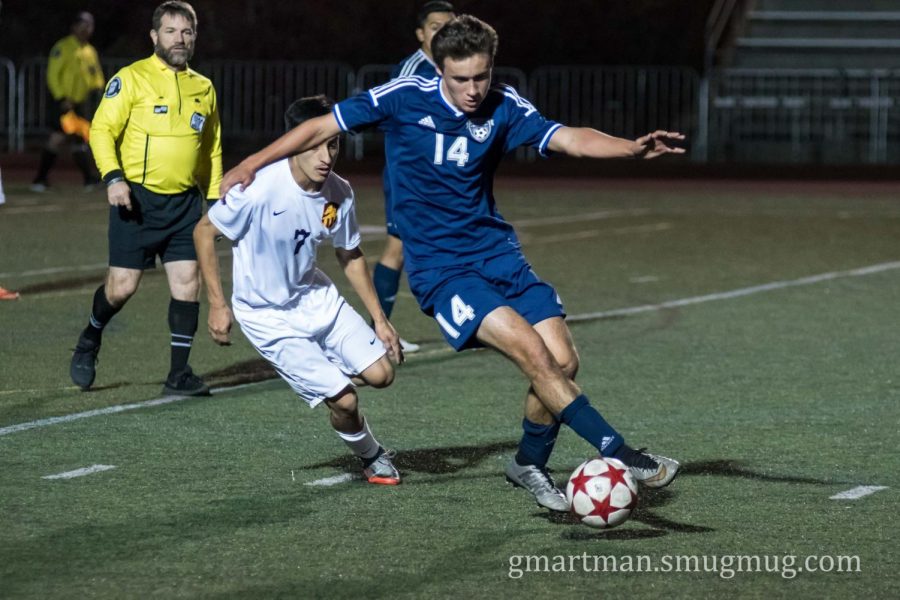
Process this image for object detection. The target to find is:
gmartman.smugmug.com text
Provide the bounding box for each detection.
[507,553,861,579]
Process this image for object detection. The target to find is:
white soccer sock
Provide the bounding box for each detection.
[334,417,381,461]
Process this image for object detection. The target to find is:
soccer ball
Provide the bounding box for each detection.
[566,456,638,529]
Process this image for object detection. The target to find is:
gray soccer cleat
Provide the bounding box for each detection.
[363,448,401,485]
[627,451,680,488]
[505,459,569,512]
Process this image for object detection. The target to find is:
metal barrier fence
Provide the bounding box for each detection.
[16,56,132,151]
[201,60,354,147]
[529,66,700,155]
[708,68,899,164]
[16,57,354,151]
[11,58,900,165]
[1,58,15,152]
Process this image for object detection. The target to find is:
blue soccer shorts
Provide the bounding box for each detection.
[408,250,565,351]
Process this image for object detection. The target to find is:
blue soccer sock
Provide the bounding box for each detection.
[515,418,561,468]
[558,394,625,456]
[373,263,401,318]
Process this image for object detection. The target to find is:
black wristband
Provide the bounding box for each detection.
[102,170,125,186]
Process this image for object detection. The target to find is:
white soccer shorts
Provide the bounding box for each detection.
[232,284,385,407]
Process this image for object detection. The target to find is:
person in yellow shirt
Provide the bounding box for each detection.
[69,1,222,396]
[31,11,104,192]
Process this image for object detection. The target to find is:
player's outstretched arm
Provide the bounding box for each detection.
[220,113,343,196]
[193,214,233,346]
[336,246,404,364]
[547,126,685,160]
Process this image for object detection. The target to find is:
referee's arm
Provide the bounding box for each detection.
[89,72,134,208]
[197,89,223,204]
[46,42,67,102]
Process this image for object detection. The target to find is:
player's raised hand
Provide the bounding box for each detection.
[106,180,133,210]
[634,130,686,159]
[220,161,256,196]
[207,304,233,346]
[374,319,404,365]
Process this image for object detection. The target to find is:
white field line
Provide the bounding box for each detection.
[0,381,262,437]
[522,222,672,245]
[42,464,116,480]
[510,208,650,227]
[2,259,900,438]
[830,485,888,500]
[567,260,900,323]
[305,473,356,487]
[0,249,233,280]
[0,262,108,279]
[3,203,107,215]
[0,211,645,280]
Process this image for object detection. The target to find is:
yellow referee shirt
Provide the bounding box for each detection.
[47,34,105,103]
[90,54,223,199]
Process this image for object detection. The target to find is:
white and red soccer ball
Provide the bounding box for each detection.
[566,456,638,529]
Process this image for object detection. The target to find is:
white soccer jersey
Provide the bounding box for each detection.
[209,159,361,310]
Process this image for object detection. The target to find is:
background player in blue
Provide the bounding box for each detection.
[222,15,686,512]
[373,0,455,354]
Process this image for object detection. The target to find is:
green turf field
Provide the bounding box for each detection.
[0,177,897,598]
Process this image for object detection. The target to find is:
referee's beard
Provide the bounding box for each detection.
[154,43,194,69]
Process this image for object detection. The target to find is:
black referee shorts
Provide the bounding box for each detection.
[108,182,203,270]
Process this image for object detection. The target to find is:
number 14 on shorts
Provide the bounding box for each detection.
[435,294,476,343]
[451,294,475,326]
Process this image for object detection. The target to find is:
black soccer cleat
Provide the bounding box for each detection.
[70,336,100,391]
[162,366,211,397]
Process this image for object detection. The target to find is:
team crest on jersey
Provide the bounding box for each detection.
[321,202,339,228]
[466,119,494,143]
[104,76,122,98]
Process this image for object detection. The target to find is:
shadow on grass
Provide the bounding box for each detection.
[300,441,720,537]
[681,459,836,485]
[204,358,277,386]
[301,440,519,475]
[538,480,714,537]
[18,269,165,295]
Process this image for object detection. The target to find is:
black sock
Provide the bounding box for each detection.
[34,149,57,184]
[81,285,120,345]
[168,298,199,376]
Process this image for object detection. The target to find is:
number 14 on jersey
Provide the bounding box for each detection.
[434,134,469,167]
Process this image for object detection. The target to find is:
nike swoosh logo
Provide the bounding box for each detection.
[273,210,286,216]
[369,338,377,345]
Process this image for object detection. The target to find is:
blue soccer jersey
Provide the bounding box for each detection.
[391,49,438,80]
[382,51,440,237]
[334,78,562,273]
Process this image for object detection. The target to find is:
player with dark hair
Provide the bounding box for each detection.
[31,11,104,192]
[193,96,403,485]
[69,1,221,395]
[372,0,456,354]
[221,15,684,511]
